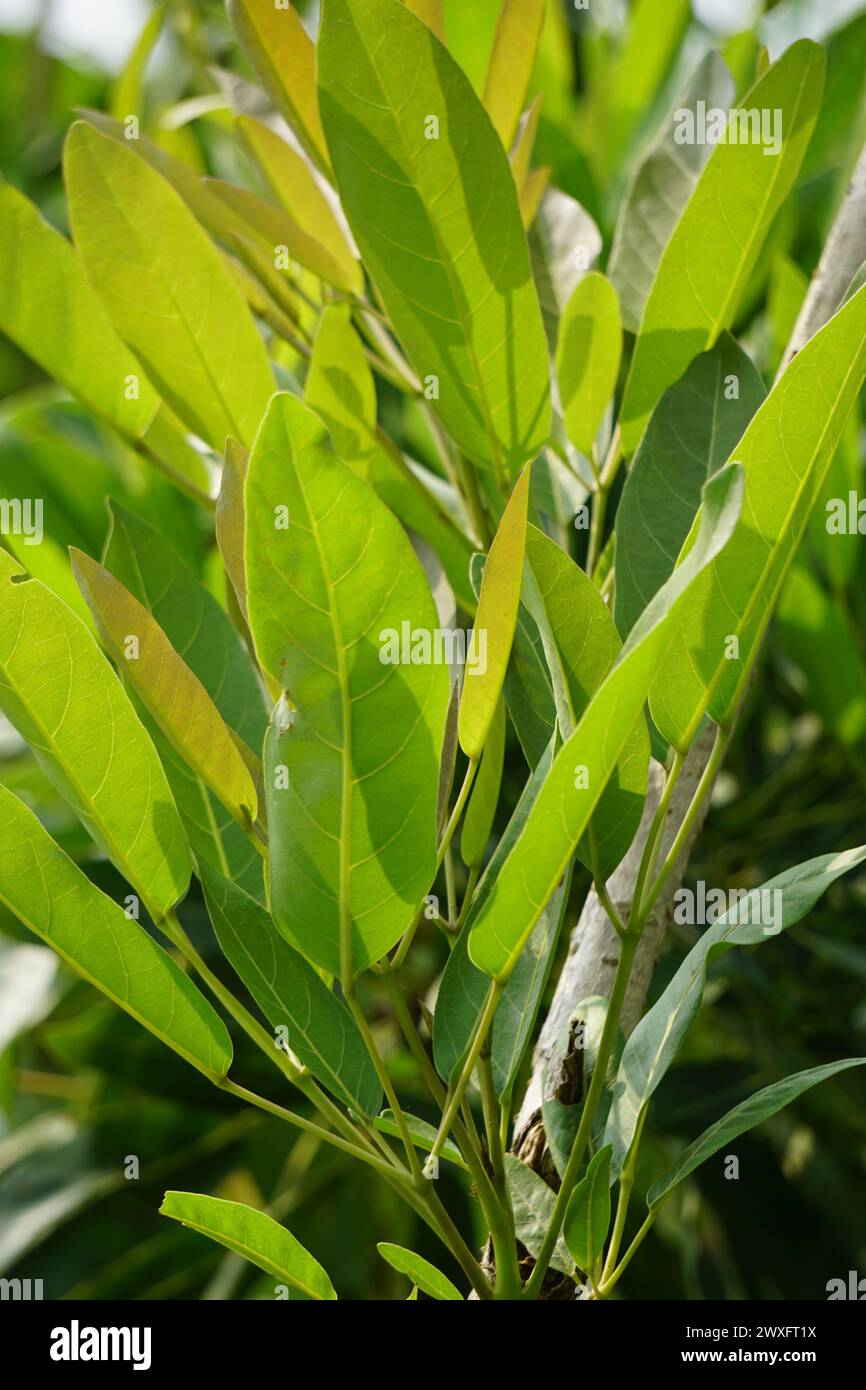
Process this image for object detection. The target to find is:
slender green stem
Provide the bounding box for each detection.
[638,723,732,926]
[478,1053,505,1189]
[428,982,502,1168]
[630,749,686,929]
[601,1106,647,1283]
[345,988,425,1184]
[598,1211,656,1297]
[523,929,639,1299]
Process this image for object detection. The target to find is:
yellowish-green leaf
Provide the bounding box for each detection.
[0,784,229,1081]
[64,120,274,452]
[216,438,251,618]
[237,115,362,294]
[110,3,165,122]
[563,1145,612,1273]
[403,0,444,40]
[510,95,543,193]
[460,698,505,867]
[482,0,546,151]
[71,550,258,832]
[0,550,191,919]
[0,181,157,439]
[160,1191,336,1299]
[377,1243,462,1300]
[227,0,331,177]
[620,42,825,455]
[556,272,621,458]
[458,465,531,759]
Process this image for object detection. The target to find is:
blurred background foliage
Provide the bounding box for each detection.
[1,0,865,1300]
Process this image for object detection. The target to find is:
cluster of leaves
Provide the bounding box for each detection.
[1,0,866,1300]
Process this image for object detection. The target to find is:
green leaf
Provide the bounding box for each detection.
[373,1110,467,1170]
[563,1145,612,1273]
[614,335,766,639]
[605,847,866,1176]
[318,0,550,477]
[432,735,556,1083]
[404,0,445,39]
[767,252,808,375]
[201,866,382,1117]
[0,785,230,1081]
[468,462,744,981]
[648,1059,866,1210]
[556,273,621,458]
[505,1153,572,1276]
[0,550,191,920]
[306,303,474,611]
[103,502,266,898]
[588,0,690,171]
[110,3,166,122]
[482,0,546,151]
[71,550,259,833]
[237,116,362,294]
[160,1191,336,1299]
[0,181,158,439]
[64,120,274,452]
[524,525,649,879]
[458,464,531,758]
[228,0,331,177]
[649,282,866,751]
[460,699,505,868]
[607,52,734,334]
[377,1242,462,1299]
[215,440,251,620]
[529,187,602,349]
[777,566,866,745]
[620,41,825,455]
[246,394,449,977]
[491,866,571,1102]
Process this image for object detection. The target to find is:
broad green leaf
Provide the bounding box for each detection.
[237,116,362,294]
[556,273,621,458]
[649,282,866,751]
[64,120,274,452]
[318,0,551,477]
[373,1110,467,1170]
[110,3,165,122]
[605,847,866,1175]
[306,303,474,610]
[505,1153,572,1275]
[0,785,230,1081]
[403,0,445,40]
[807,405,861,592]
[524,526,649,879]
[71,550,258,832]
[458,465,531,758]
[614,335,766,639]
[468,463,744,981]
[648,1059,866,1210]
[620,42,825,455]
[460,699,505,868]
[160,1191,336,1299]
[247,395,449,976]
[0,181,157,439]
[482,0,546,151]
[377,1243,462,1300]
[0,550,191,919]
[608,52,735,334]
[227,0,331,177]
[777,566,866,745]
[103,502,266,898]
[563,1145,612,1273]
[201,867,382,1117]
[432,736,555,1083]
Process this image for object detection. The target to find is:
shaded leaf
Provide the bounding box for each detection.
[563,1144,612,1273]
[505,1153,572,1275]
[0,785,230,1081]
[556,272,621,457]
